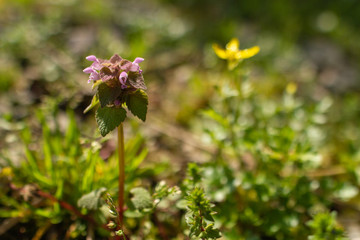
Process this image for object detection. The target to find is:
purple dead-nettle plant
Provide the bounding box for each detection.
[83,54,148,136]
[82,54,148,235]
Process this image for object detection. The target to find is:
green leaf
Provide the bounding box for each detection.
[130,187,153,210]
[92,80,102,90]
[98,83,121,108]
[124,210,143,218]
[187,163,202,185]
[205,226,222,239]
[203,211,215,222]
[77,187,107,210]
[83,94,99,114]
[95,107,126,137]
[126,90,148,121]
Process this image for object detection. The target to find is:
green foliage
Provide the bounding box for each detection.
[0,109,151,238]
[185,187,221,239]
[130,187,153,211]
[180,163,221,239]
[126,89,148,121]
[0,110,112,235]
[95,107,127,137]
[153,180,181,205]
[188,68,358,239]
[77,187,107,210]
[307,212,349,240]
[105,193,120,219]
[123,183,180,219]
[2,0,360,238]
[84,94,100,114]
[186,162,202,186]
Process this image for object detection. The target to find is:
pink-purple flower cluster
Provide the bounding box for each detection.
[83,55,101,83]
[83,54,144,89]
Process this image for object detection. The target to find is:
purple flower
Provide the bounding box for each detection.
[133,57,144,73]
[89,72,100,82]
[133,57,144,64]
[86,55,102,70]
[83,55,104,83]
[119,71,128,89]
[83,66,100,83]
[83,54,145,87]
[126,57,144,72]
[86,55,97,61]
[83,67,94,74]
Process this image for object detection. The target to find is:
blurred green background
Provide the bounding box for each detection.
[1,0,360,239]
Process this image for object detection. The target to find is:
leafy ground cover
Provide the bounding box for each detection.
[1,0,360,239]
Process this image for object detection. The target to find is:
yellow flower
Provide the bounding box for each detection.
[0,167,14,178]
[286,82,298,95]
[212,38,260,70]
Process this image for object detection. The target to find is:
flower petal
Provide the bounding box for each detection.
[83,67,95,74]
[88,72,100,82]
[212,44,227,59]
[86,55,97,61]
[237,46,260,59]
[119,71,128,87]
[91,61,102,71]
[119,72,128,82]
[129,64,140,72]
[133,57,144,64]
[226,38,239,52]
[120,71,128,78]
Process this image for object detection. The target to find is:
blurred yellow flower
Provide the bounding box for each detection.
[0,167,14,178]
[212,38,260,70]
[286,82,298,95]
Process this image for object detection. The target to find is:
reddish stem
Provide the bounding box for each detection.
[36,189,111,231]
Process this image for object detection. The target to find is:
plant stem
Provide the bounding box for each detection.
[33,189,111,231]
[117,124,125,229]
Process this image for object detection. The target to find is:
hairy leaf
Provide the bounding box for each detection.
[109,54,123,64]
[128,72,147,90]
[130,187,153,210]
[95,107,126,136]
[77,187,107,210]
[126,90,148,121]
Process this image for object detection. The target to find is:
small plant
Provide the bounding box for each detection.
[307,212,349,240]
[83,54,148,135]
[83,54,148,236]
[181,163,221,239]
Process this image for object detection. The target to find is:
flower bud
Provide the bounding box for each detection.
[115,230,124,236]
[107,221,117,229]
